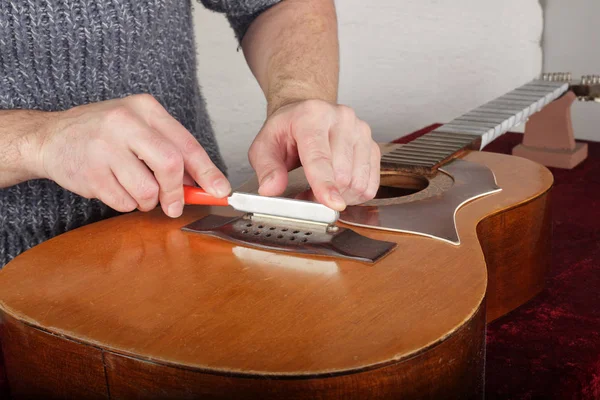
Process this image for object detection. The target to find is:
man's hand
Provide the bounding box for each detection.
[27,94,230,217]
[239,0,379,211]
[248,99,380,211]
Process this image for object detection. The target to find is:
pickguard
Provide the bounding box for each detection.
[339,159,502,245]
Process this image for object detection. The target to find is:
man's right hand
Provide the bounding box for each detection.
[26,94,231,218]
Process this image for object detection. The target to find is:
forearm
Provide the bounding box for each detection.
[0,110,48,188]
[241,0,339,116]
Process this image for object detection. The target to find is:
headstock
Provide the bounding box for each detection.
[542,72,600,102]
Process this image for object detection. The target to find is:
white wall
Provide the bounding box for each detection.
[542,0,599,142]
[193,0,544,187]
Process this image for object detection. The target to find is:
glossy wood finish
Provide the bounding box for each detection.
[0,313,108,400]
[478,191,552,322]
[0,304,484,400]
[0,150,553,398]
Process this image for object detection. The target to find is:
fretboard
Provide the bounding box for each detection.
[382,78,569,173]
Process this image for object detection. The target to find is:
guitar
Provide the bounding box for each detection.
[0,74,597,399]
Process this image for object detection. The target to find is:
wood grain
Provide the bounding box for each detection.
[103,303,485,400]
[0,150,553,397]
[478,191,552,321]
[0,313,108,400]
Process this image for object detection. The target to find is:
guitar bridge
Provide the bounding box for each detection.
[181,214,396,263]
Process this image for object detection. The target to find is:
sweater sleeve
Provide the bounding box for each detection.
[199,0,284,42]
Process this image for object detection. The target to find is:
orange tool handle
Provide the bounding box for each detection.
[183,185,229,206]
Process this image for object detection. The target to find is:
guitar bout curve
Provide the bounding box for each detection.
[0,151,552,399]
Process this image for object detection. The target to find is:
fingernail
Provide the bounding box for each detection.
[213,178,231,198]
[329,189,346,210]
[167,200,183,218]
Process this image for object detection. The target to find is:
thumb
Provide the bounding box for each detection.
[248,138,289,197]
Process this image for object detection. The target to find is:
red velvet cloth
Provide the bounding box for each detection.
[396,124,600,399]
[0,126,598,398]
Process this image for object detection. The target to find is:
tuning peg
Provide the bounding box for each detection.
[581,75,600,85]
[542,72,572,82]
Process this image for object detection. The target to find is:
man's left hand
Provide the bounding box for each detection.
[248,99,380,211]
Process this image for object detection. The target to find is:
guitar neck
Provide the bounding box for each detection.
[382,78,570,174]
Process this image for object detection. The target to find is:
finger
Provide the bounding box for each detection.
[92,170,138,213]
[183,171,195,186]
[109,150,161,213]
[329,121,355,195]
[126,126,185,218]
[248,130,291,197]
[147,110,231,199]
[360,143,381,203]
[341,122,372,205]
[294,124,346,211]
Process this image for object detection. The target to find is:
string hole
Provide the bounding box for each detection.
[254,232,260,235]
[290,237,295,241]
[266,233,271,237]
[305,232,312,236]
[246,223,252,227]
[293,230,300,234]
[282,228,288,232]
[277,235,283,239]
[258,225,264,229]
[242,230,248,234]
[269,227,276,230]
[302,238,308,243]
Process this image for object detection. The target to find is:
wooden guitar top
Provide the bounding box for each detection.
[0,151,552,377]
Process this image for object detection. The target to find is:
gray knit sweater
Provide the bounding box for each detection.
[0,0,281,268]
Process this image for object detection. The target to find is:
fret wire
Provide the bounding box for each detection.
[429,131,480,140]
[381,161,429,169]
[434,126,491,135]
[381,160,436,168]
[484,96,543,106]
[381,157,435,166]
[389,149,451,158]
[384,154,440,163]
[490,100,544,111]
[404,143,460,151]
[469,106,524,114]
[469,109,523,118]
[488,96,541,105]
[515,88,559,96]
[479,102,535,112]
[414,137,474,146]
[458,114,511,122]
[416,132,477,141]
[441,125,496,135]
[414,133,481,143]
[492,99,544,110]
[443,120,496,128]
[465,112,519,125]
[402,141,461,150]
[502,93,550,101]
[387,149,444,159]
[391,145,452,155]
[391,144,452,154]
[406,138,466,148]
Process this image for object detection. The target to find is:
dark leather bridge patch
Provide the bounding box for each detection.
[182,214,396,263]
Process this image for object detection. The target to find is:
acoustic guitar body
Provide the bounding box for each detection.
[0,149,552,400]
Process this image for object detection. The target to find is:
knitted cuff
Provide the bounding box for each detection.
[199,0,284,42]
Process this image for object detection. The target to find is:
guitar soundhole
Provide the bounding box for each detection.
[373,174,429,199]
[375,186,422,198]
